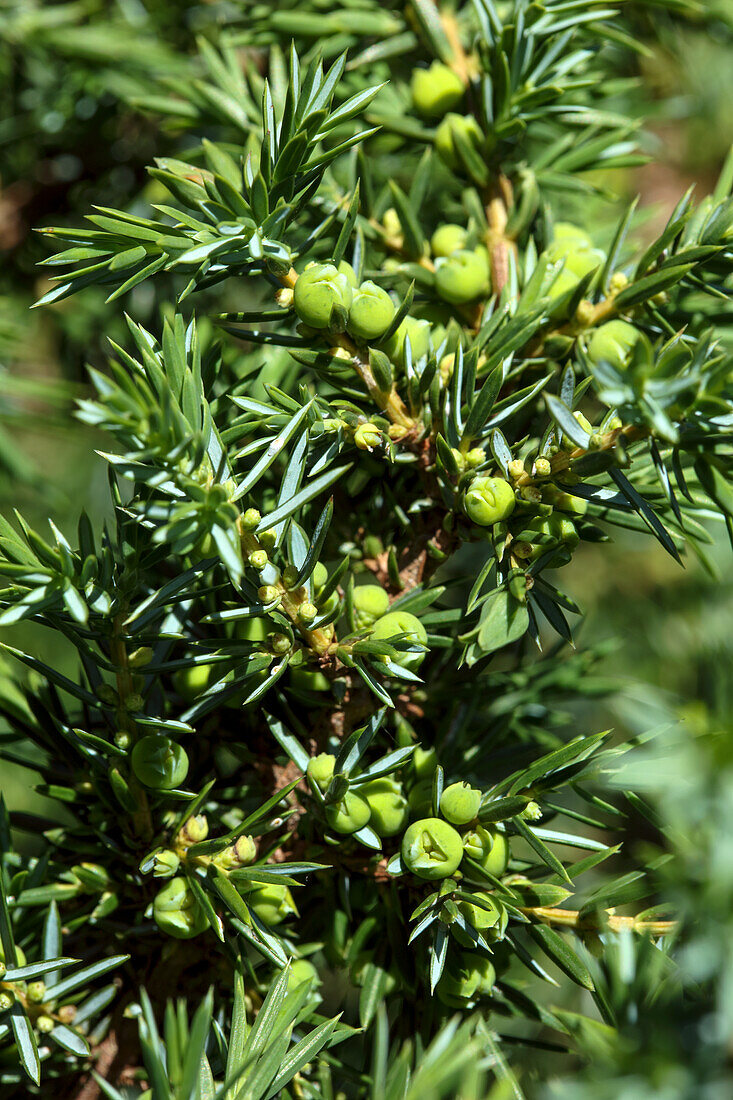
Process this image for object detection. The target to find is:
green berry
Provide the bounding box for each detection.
[587,320,641,370]
[564,247,606,280]
[173,664,215,700]
[370,611,428,673]
[347,281,396,342]
[248,883,298,925]
[326,790,372,834]
[402,817,464,880]
[312,562,329,589]
[408,778,435,819]
[522,514,579,564]
[290,667,331,694]
[337,260,359,287]
[411,62,464,119]
[361,777,409,837]
[434,113,483,170]
[353,584,390,630]
[286,958,320,992]
[293,262,353,331]
[132,735,189,790]
[435,249,490,304]
[458,891,502,932]
[381,316,431,368]
[307,753,336,792]
[412,746,439,780]
[543,486,588,516]
[153,876,207,939]
[551,222,592,250]
[431,223,468,257]
[462,825,509,876]
[440,781,482,825]
[0,943,26,968]
[437,954,495,1006]
[464,476,516,526]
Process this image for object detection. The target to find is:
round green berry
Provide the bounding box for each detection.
[551,222,592,251]
[153,877,207,939]
[408,778,435,819]
[412,745,438,780]
[370,610,428,673]
[434,113,483,170]
[293,263,353,331]
[462,825,509,876]
[132,735,189,790]
[464,476,516,526]
[286,958,320,993]
[248,883,297,925]
[437,954,495,1006]
[587,320,641,370]
[0,943,26,968]
[347,281,396,342]
[402,817,464,880]
[307,753,336,792]
[326,790,372,834]
[435,249,490,304]
[381,316,431,368]
[173,663,215,701]
[440,781,482,825]
[361,777,409,837]
[337,260,359,287]
[411,62,464,119]
[290,667,331,695]
[458,891,502,932]
[353,584,390,630]
[431,223,468,258]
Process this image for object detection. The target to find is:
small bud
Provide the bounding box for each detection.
[125,693,144,712]
[307,753,336,792]
[520,486,542,503]
[0,962,5,980]
[0,992,14,1013]
[114,729,131,751]
[27,981,46,1004]
[609,271,629,293]
[282,565,299,589]
[249,550,269,571]
[388,424,409,441]
[269,633,291,655]
[242,508,261,530]
[298,601,318,624]
[521,801,543,822]
[96,684,118,706]
[57,1005,77,1025]
[258,585,280,605]
[451,447,467,471]
[258,528,277,550]
[216,834,257,869]
[466,447,486,469]
[354,423,382,451]
[512,541,534,559]
[152,849,180,878]
[329,346,352,361]
[128,646,153,668]
[353,585,390,630]
[36,1015,55,1034]
[574,299,595,327]
[275,287,294,309]
[608,416,623,431]
[508,459,525,480]
[180,814,208,844]
[534,457,552,478]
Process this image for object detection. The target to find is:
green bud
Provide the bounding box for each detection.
[270,633,291,655]
[0,944,26,967]
[354,423,383,451]
[587,319,641,370]
[215,834,257,869]
[381,316,431,368]
[348,281,396,342]
[522,800,543,821]
[361,777,409,837]
[298,601,318,623]
[370,611,428,673]
[431,223,468,257]
[462,825,509,876]
[152,849,180,878]
[307,753,336,791]
[434,113,483,170]
[466,447,486,469]
[27,981,46,1004]
[131,735,189,790]
[129,646,154,668]
[440,781,482,825]
[290,667,331,694]
[543,486,588,516]
[326,790,372,834]
[249,549,269,570]
[402,817,464,880]
[36,1014,55,1034]
[258,585,280,605]
[312,562,329,589]
[411,61,464,119]
[522,514,579,564]
[242,508,261,529]
[179,814,208,844]
[0,993,13,1013]
[534,457,552,478]
[353,584,390,630]
[435,250,490,304]
[464,476,516,526]
[153,877,207,939]
[248,883,298,925]
[437,953,495,1006]
[293,262,353,331]
[551,222,592,249]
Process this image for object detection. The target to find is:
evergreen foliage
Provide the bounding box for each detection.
[0,1,732,1095]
